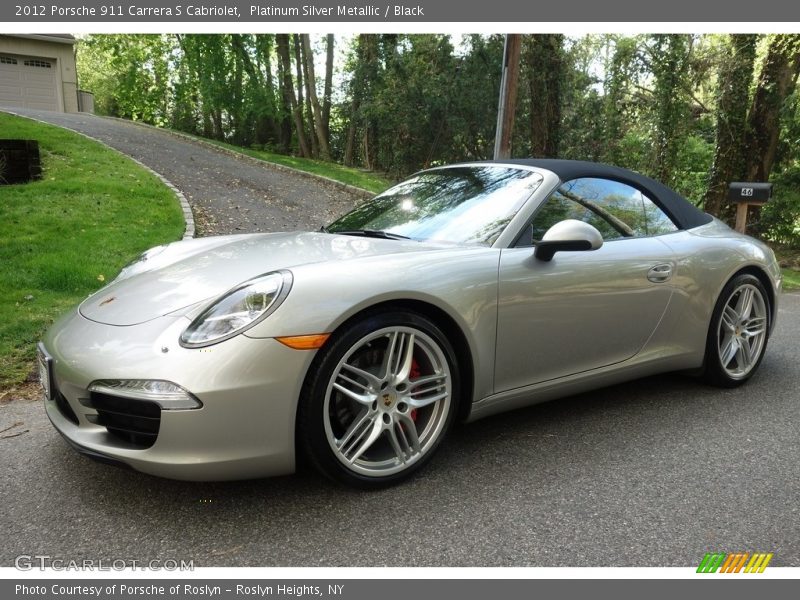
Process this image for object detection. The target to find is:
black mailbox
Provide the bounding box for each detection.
[728,182,772,203]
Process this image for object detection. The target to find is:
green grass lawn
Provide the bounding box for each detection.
[0,112,185,388]
[774,246,800,291]
[783,268,800,290]
[178,133,393,194]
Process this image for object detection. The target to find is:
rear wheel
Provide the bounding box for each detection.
[703,274,770,387]
[298,310,459,488]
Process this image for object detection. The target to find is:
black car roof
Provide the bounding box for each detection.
[494,158,713,230]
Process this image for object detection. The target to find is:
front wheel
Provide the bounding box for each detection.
[298,310,459,488]
[703,273,770,387]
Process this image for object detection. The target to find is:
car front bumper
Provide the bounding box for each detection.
[41,309,314,481]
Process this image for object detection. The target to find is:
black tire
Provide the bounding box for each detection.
[297,309,460,488]
[703,273,770,388]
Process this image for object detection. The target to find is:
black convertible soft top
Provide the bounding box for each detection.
[497,159,713,230]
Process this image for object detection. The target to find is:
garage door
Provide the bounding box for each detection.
[0,54,59,111]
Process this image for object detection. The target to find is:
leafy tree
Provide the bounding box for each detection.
[745,34,800,181]
[601,36,642,167]
[322,34,335,142]
[450,35,504,161]
[77,34,172,124]
[76,33,800,246]
[301,34,331,159]
[276,34,310,157]
[704,35,758,219]
[649,35,692,186]
[523,34,564,157]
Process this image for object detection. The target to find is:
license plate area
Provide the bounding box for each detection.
[36,342,53,401]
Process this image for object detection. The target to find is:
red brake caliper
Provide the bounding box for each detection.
[409,357,420,422]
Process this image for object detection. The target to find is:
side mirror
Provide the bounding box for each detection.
[534,219,604,262]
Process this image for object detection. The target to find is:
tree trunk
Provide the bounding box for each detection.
[242,34,279,145]
[231,35,245,145]
[494,34,521,160]
[745,34,800,181]
[361,35,379,170]
[302,34,332,160]
[650,36,690,184]
[362,129,373,171]
[602,36,637,166]
[292,34,318,157]
[525,34,563,158]
[276,34,310,157]
[261,37,277,125]
[212,108,224,141]
[703,34,758,219]
[343,34,367,167]
[323,34,334,142]
[201,107,213,138]
[274,36,293,152]
[343,100,359,166]
[298,36,319,157]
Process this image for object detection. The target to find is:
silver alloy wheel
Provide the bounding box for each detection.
[717,283,768,380]
[323,326,452,477]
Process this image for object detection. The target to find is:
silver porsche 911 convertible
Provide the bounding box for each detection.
[39,160,781,487]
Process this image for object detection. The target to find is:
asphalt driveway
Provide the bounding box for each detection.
[2,108,362,235]
[2,293,798,567]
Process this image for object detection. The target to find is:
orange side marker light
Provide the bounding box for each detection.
[275,333,331,350]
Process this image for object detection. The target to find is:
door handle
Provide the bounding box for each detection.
[647,263,673,283]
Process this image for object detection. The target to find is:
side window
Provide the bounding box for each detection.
[642,196,679,236]
[521,177,678,245]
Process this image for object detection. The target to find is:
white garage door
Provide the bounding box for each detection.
[0,54,59,111]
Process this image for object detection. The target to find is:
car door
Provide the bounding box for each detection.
[494,177,679,392]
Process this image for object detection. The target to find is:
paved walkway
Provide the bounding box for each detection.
[3,108,362,235]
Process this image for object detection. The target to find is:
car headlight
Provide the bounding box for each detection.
[179,271,292,348]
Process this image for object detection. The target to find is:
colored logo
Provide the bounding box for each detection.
[697,552,773,573]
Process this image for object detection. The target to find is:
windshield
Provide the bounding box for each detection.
[327,166,543,246]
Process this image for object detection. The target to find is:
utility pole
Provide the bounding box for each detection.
[493,34,522,160]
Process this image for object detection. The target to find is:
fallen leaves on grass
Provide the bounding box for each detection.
[0,382,42,404]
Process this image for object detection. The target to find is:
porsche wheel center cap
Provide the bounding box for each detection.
[382,392,396,408]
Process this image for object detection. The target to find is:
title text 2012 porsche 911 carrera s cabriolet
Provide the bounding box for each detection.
[39,160,781,487]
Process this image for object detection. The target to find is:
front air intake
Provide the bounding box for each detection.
[87,391,161,448]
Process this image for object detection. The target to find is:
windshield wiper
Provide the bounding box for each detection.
[328,229,412,241]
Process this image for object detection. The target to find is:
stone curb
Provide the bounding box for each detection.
[102,116,376,201]
[1,110,195,240]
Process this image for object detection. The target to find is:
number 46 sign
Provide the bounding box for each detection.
[728,182,772,233]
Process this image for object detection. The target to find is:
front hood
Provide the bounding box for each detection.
[80,232,442,326]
